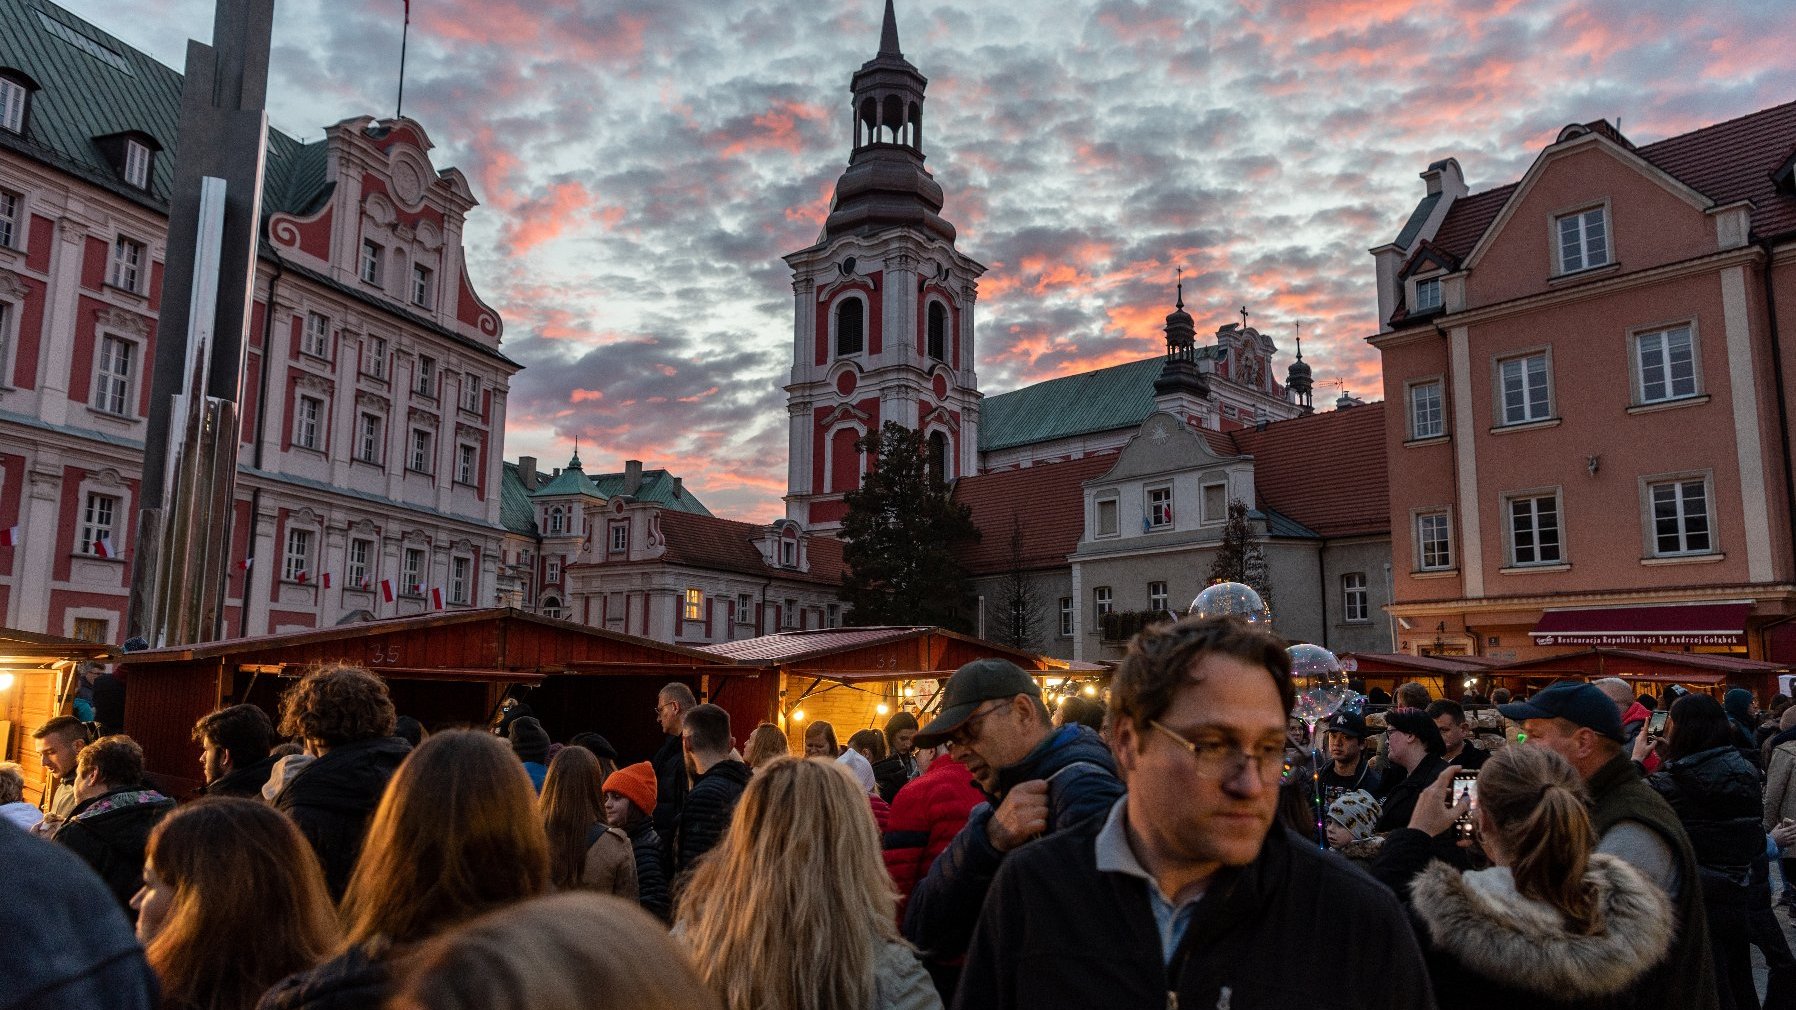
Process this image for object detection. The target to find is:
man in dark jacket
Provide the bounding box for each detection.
[51,734,174,916]
[193,703,279,798]
[954,617,1435,1010]
[904,659,1124,1000]
[271,665,411,900]
[1318,710,1381,808]
[650,681,697,867]
[674,703,750,873]
[1373,708,1451,835]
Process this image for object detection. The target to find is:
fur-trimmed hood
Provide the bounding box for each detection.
[1411,854,1673,999]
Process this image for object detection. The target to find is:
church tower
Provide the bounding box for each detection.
[783,0,986,531]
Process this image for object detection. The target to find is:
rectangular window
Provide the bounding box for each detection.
[455,444,477,485]
[110,236,144,291]
[1093,585,1113,618]
[1342,572,1369,622]
[71,617,108,643]
[735,592,754,625]
[461,374,482,412]
[1202,483,1227,523]
[303,312,330,357]
[123,140,150,189]
[1148,581,1168,613]
[826,603,840,629]
[79,492,117,556]
[1409,380,1443,440]
[1636,326,1697,404]
[1498,352,1551,425]
[1650,479,1712,556]
[0,78,23,133]
[1557,207,1609,274]
[1059,597,1074,636]
[1418,512,1452,571]
[781,539,797,566]
[546,558,561,584]
[1147,487,1173,529]
[283,527,312,582]
[1413,276,1442,311]
[610,523,628,553]
[411,263,433,308]
[348,538,372,589]
[295,395,322,450]
[93,334,133,414]
[0,189,18,248]
[415,355,436,397]
[684,587,703,621]
[1096,497,1119,537]
[451,557,471,604]
[403,548,424,595]
[358,413,382,463]
[366,335,388,379]
[1508,493,1563,566]
[410,429,432,472]
[360,239,383,285]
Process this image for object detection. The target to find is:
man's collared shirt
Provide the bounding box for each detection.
[1093,797,1205,964]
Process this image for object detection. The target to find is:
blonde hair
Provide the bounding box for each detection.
[388,893,720,1010]
[676,757,899,1010]
[743,723,789,770]
[1479,745,1602,934]
[340,730,549,948]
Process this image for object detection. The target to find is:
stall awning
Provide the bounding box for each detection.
[1531,603,1752,647]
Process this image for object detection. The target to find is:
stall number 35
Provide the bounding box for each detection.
[870,655,897,670]
[367,644,401,665]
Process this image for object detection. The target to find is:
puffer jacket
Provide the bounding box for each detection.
[624,813,670,922]
[674,758,751,874]
[256,943,389,1010]
[272,736,411,900]
[902,724,1123,964]
[52,786,175,915]
[1650,745,1763,882]
[1766,739,1796,830]
[883,753,985,917]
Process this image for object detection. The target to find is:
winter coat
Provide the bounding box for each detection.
[1620,700,1652,747]
[883,753,985,917]
[0,818,158,1010]
[1374,754,1450,835]
[272,735,412,900]
[902,724,1124,965]
[953,815,1436,1010]
[873,753,920,804]
[1649,745,1763,882]
[674,758,751,874]
[869,793,892,834]
[201,754,280,799]
[1,799,42,831]
[873,938,945,1010]
[52,786,175,915]
[650,733,688,865]
[579,822,638,900]
[1318,756,1382,809]
[624,813,671,922]
[256,943,389,1010]
[1766,739,1796,830]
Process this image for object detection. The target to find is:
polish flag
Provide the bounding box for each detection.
[0,526,17,548]
[321,572,332,589]
[296,570,309,584]
[380,578,395,603]
[92,535,113,559]
[238,556,253,571]
[430,587,444,610]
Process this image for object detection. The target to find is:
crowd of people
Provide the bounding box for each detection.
[10,618,1796,1008]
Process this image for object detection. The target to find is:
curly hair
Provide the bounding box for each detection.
[1109,615,1293,745]
[76,734,145,787]
[278,664,396,748]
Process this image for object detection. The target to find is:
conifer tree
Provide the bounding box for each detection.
[1206,498,1275,616]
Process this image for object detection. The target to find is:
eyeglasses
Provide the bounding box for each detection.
[945,701,1006,749]
[653,700,679,715]
[1149,720,1287,784]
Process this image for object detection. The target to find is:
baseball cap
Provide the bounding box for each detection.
[914,659,1042,748]
[1497,681,1625,743]
[1326,710,1369,739]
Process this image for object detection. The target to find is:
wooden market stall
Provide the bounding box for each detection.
[0,628,116,806]
[1336,651,1504,702]
[120,608,755,798]
[1484,648,1789,703]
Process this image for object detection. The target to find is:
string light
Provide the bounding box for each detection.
[792,708,806,723]
[876,702,890,716]
[1082,684,1097,697]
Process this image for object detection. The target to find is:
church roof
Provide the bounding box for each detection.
[978,358,1165,453]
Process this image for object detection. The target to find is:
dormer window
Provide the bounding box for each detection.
[123,139,151,189]
[0,76,26,133]
[1413,276,1442,312]
[781,538,797,566]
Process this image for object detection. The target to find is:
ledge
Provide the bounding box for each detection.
[1626,395,1710,416]
[1640,552,1725,566]
[1404,434,1450,448]
[1489,418,1562,436]
[1498,563,1571,575]
[1410,569,1459,579]
[1547,261,1622,287]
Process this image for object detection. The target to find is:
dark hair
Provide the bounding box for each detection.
[278,664,396,747]
[192,704,275,764]
[539,746,605,890]
[882,711,918,751]
[1056,695,1107,732]
[1665,694,1734,762]
[682,704,731,755]
[1424,699,1466,724]
[846,729,886,762]
[1384,708,1446,757]
[1636,694,1657,712]
[1110,616,1294,740]
[1395,682,1432,709]
[33,714,88,743]
[659,682,697,709]
[394,715,427,747]
[1489,688,1511,705]
[76,734,144,786]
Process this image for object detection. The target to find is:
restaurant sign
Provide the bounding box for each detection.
[1531,631,1744,647]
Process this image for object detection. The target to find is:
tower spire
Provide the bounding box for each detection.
[1175,266,1184,310]
[879,0,901,56]
[1294,320,1303,359]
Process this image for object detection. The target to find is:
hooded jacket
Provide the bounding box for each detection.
[883,753,986,918]
[52,786,175,914]
[1649,745,1763,883]
[674,758,752,873]
[903,724,1124,965]
[272,735,412,900]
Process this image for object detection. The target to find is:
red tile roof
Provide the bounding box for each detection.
[697,626,930,662]
[652,510,845,586]
[954,455,1117,575]
[1430,184,1516,261]
[1230,403,1389,539]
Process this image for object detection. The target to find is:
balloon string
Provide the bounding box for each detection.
[1308,721,1327,851]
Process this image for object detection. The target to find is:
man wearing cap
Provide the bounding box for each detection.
[1372,709,1451,836]
[1318,710,1381,809]
[903,658,1123,1001]
[1500,681,1718,1010]
[954,616,1434,1010]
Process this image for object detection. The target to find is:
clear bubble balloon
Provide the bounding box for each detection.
[1288,643,1351,729]
[1187,581,1270,624]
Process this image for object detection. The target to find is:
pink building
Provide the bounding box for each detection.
[1370,102,1796,671]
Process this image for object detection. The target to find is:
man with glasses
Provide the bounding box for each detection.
[954,617,1433,1010]
[903,658,1123,1002]
[650,682,698,868]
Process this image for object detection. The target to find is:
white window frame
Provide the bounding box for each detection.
[1633,324,1699,405]
[455,443,477,486]
[1059,596,1074,637]
[409,428,433,473]
[414,355,436,397]
[1342,572,1369,623]
[109,235,144,292]
[735,592,754,625]
[302,312,331,358]
[1496,350,1553,426]
[1408,378,1444,440]
[295,394,323,450]
[450,556,471,605]
[826,603,841,629]
[365,335,388,379]
[1412,275,1442,312]
[1095,494,1120,538]
[411,262,433,308]
[402,547,425,596]
[1556,205,1610,275]
[0,188,20,249]
[461,374,482,413]
[548,507,565,536]
[357,412,382,464]
[1148,581,1168,612]
[781,538,798,566]
[0,77,24,133]
[546,558,561,584]
[783,598,799,629]
[609,522,628,553]
[1416,510,1453,572]
[123,139,151,189]
[283,526,313,583]
[1644,474,1715,558]
[1506,491,1564,567]
[1146,485,1173,529]
[684,587,703,621]
[360,239,383,285]
[1093,585,1113,619]
[78,491,118,557]
[92,333,135,415]
[347,537,373,589]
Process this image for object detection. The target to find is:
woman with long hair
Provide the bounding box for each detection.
[257,730,549,1010]
[802,721,839,758]
[743,723,790,771]
[540,745,636,898]
[676,756,940,1010]
[132,798,338,1010]
[1371,746,1673,1010]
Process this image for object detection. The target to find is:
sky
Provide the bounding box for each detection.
[77,0,1796,522]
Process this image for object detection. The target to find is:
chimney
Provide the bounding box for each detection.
[625,459,643,496]
[518,456,537,490]
[672,476,684,500]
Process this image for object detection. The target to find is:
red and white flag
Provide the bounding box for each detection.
[0,526,17,548]
[92,535,113,559]
[296,570,309,584]
[321,572,332,589]
[430,587,444,610]
[238,556,253,571]
[380,578,395,603]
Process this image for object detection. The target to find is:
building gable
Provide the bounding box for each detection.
[1093,411,1239,484]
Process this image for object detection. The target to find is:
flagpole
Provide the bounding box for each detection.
[396,0,410,119]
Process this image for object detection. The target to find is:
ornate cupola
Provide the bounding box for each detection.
[1153,275,1211,421]
[822,0,956,243]
[1286,325,1314,413]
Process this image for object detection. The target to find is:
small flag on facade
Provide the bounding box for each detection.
[297,570,309,584]
[381,578,395,603]
[430,586,444,610]
[321,572,332,589]
[0,526,17,548]
[238,556,253,571]
[93,535,113,559]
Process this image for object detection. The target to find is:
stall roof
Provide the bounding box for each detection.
[1495,647,1788,676]
[1531,602,1752,647]
[1339,652,1503,676]
[697,626,1102,679]
[0,627,116,666]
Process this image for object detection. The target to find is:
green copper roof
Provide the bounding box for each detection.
[587,469,712,515]
[512,457,713,521]
[500,463,539,536]
[531,463,603,498]
[979,357,1166,452]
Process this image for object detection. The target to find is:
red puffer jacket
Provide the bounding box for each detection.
[881,753,985,918]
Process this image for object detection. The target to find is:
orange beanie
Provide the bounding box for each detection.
[603,761,658,818]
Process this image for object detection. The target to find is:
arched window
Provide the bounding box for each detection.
[857,98,877,149]
[548,506,565,535]
[541,595,562,620]
[927,430,950,483]
[883,95,906,144]
[927,301,947,361]
[835,297,864,357]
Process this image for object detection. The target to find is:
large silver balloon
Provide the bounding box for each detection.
[1187,581,1270,624]
[1288,642,1351,728]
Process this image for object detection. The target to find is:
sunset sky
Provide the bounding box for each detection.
[77,0,1796,521]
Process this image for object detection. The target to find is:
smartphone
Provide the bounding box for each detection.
[1452,771,1478,840]
[1647,709,1670,737]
